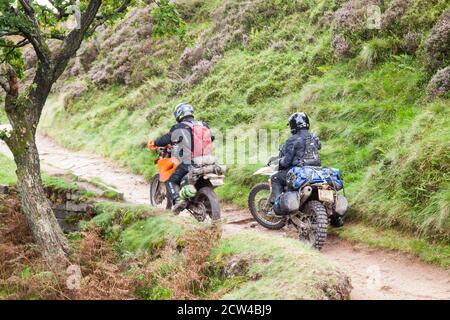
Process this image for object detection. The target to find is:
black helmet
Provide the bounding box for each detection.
[173,103,194,122]
[288,112,309,133]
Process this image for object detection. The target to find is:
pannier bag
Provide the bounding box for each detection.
[287,166,343,191]
[273,191,300,215]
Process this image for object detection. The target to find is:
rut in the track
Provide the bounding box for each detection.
[1,135,449,300]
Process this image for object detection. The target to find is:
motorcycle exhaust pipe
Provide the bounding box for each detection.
[300,186,312,205]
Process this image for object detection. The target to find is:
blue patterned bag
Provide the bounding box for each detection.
[286,166,343,190]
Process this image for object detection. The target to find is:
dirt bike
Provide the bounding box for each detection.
[148,144,225,222]
[248,157,348,250]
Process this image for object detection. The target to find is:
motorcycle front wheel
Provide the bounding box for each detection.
[248,183,286,230]
[149,174,171,210]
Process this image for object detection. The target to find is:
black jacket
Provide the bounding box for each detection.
[279,129,321,170]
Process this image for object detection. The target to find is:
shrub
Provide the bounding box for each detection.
[381,0,412,32]
[332,33,351,59]
[79,41,99,72]
[180,46,204,68]
[187,55,221,85]
[63,82,89,110]
[426,66,450,100]
[401,31,421,54]
[424,10,450,73]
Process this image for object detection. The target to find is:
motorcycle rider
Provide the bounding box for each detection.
[270,112,321,208]
[149,103,214,213]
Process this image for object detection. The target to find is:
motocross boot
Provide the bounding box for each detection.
[267,181,284,217]
[167,181,187,213]
[269,180,284,205]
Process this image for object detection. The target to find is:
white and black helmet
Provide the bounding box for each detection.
[288,112,310,134]
[173,103,194,122]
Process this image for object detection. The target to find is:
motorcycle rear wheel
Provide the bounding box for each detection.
[192,187,221,221]
[248,183,286,230]
[300,200,328,250]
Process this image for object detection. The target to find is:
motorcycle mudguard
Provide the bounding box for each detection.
[157,157,180,182]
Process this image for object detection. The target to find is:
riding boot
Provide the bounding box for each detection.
[166,181,187,213]
[269,181,284,204]
[267,180,284,217]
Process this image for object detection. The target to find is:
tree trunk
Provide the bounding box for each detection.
[5,98,69,269]
[1,0,107,270]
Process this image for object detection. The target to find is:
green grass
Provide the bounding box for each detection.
[85,202,156,230]
[41,174,79,192]
[84,201,197,253]
[77,176,122,200]
[331,223,450,269]
[0,108,7,124]
[0,153,16,185]
[120,216,187,252]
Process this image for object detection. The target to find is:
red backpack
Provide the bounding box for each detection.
[182,121,213,158]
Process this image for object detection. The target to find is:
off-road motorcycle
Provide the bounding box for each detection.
[149,144,226,221]
[248,157,348,250]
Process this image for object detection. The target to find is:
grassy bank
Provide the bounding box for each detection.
[81,202,351,299]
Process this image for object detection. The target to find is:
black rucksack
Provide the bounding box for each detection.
[302,133,321,166]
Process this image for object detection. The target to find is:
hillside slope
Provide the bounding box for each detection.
[30,0,450,241]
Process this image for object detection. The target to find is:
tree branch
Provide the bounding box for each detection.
[0,32,22,37]
[0,39,30,49]
[87,0,133,34]
[17,0,51,65]
[18,0,36,18]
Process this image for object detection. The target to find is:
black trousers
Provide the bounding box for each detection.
[169,163,190,185]
[166,163,190,203]
[270,169,289,203]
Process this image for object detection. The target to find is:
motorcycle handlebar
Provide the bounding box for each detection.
[147,141,172,151]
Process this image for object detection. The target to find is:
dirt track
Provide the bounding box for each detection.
[1,135,449,300]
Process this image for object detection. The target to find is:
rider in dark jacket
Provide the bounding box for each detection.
[270,112,321,205]
[153,103,213,212]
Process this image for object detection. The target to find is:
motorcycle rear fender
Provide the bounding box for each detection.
[203,173,225,187]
